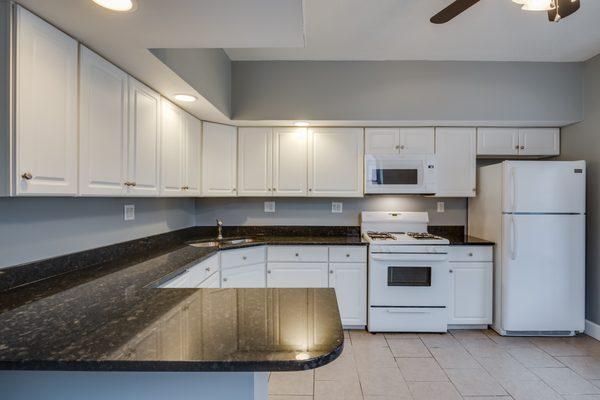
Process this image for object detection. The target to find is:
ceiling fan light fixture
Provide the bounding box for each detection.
[520,0,556,11]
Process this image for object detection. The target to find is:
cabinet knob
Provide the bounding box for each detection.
[520,145,525,150]
[181,186,189,190]
[295,253,299,257]
[449,269,453,273]
[308,188,312,192]
[232,188,236,192]
[273,188,276,191]
[268,188,272,191]
[330,270,333,274]
[242,256,247,260]
[400,145,405,150]
[395,145,400,150]
[468,252,474,257]
[21,172,33,180]
[515,145,519,150]
[223,278,228,282]
[267,270,271,274]
[205,267,211,272]
[346,254,350,257]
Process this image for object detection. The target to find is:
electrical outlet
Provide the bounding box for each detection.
[264,201,276,213]
[331,202,343,213]
[437,201,445,213]
[124,204,135,221]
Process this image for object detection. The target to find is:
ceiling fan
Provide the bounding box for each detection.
[430,0,581,24]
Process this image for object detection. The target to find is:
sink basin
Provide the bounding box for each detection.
[187,238,257,248]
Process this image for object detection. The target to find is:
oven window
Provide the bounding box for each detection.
[388,267,431,287]
[372,169,418,185]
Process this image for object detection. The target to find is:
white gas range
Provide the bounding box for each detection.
[361,211,450,333]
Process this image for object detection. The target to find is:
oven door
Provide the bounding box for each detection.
[369,256,449,307]
[365,155,436,194]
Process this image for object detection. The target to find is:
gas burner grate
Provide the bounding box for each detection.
[366,231,396,240]
[406,232,443,240]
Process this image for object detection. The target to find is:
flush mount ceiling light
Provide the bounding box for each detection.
[294,121,310,127]
[92,0,136,12]
[173,94,197,103]
[514,0,555,11]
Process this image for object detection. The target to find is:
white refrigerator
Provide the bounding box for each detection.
[469,160,586,336]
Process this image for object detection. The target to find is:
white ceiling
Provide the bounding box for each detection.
[225,0,600,62]
[13,0,305,123]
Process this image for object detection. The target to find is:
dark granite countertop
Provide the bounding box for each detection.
[427,226,494,246]
[447,235,495,246]
[0,229,353,372]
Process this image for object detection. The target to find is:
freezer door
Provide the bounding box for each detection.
[501,214,585,332]
[502,161,586,214]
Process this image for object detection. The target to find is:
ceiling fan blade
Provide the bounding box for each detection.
[430,0,481,24]
[548,0,580,21]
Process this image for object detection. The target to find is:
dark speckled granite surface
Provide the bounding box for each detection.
[0,228,357,372]
[428,225,495,246]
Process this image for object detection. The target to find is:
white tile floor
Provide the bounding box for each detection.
[268,329,600,400]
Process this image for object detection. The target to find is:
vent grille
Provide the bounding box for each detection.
[505,330,574,337]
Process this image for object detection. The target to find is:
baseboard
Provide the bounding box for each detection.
[585,319,600,341]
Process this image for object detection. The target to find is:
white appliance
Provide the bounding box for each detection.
[365,154,437,194]
[469,160,586,336]
[361,211,450,332]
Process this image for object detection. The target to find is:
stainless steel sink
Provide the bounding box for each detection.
[187,238,257,248]
[222,238,256,245]
[188,241,220,248]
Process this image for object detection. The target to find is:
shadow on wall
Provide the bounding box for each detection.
[194,196,467,227]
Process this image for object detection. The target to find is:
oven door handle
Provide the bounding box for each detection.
[370,253,447,261]
[385,309,430,314]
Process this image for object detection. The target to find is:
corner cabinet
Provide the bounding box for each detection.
[308,128,364,197]
[14,6,78,196]
[202,122,237,196]
[435,127,476,197]
[448,246,493,326]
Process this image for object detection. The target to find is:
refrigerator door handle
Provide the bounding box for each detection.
[510,215,518,260]
[511,167,517,212]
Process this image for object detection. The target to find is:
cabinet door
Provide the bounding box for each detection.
[15,6,78,195]
[518,128,560,156]
[267,263,328,288]
[222,263,266,288]
[365,128,399,154]
[79,47,128,196]
[272,128,308,196]
[477,128,519,156]
[238,127,272,196]
[448,262,492,325]
[202,122,237,196]
[160,98,184,196]
[399,128,434,155]
[308,128,363,197]
[435,127,476,197]
[182,112,202,196]
[329,263,367,326]
[128,77,161,196]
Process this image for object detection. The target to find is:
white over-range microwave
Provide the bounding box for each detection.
[364,154,437,194]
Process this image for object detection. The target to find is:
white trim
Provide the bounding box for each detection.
[585,319,600,341]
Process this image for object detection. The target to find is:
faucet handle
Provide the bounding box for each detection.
[216,219,223,226]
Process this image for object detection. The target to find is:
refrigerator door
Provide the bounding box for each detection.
[501,214,585,332]
[502,161,586,214]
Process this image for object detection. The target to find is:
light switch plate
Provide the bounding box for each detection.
[264,201,276,213]
[437,201,445,213]
[124,204,135,221]
[332,202,343,213]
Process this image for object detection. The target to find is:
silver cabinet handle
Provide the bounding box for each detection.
[449,269,453,273]
[268,188,272,191]
[330,270,333,274]
[267,270,271,274]
[21,172,33,180]
[205,267,211,272]
[395,145,400,150]
[242,256,247,260]
[308,188,312,192]
[400,145,405,150]
[223,278,228,282]
[468,252,473,257]
[346,254,350,257]
[295,253,299,257]
[181,186,189,190]
[520,145,525,150]
[515,145,519,150]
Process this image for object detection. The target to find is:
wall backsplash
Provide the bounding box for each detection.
[195,196,467,227]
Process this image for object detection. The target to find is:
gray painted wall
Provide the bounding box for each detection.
[195,197,466,227]
[0,198,195,268]
[560,54,600,325]
[151,48,231,118]
[232,60,583,124]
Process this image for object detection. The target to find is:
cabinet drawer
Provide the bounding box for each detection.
[449,246,493,262]
[329,246,367,263]
[160,254,219,288]
[267,246,329,262]
[221,246,266,269]
[369,307,447,333]
[266,262,329,288]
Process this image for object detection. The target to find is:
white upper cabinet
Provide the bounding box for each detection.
[272,128,308,196]
[127,78,161,196]
[79,47,128,196]
[238,127,272,197]
[435,127,476,197]
[366,128,434,156]
[365,128,399,154]
[182,112,202,196]
[477,128,519,156]
[477,127,559,157]
[202,122,237,196]
[160,98,184,196]
[308,128,364,197]
[399,128,435,155]
[518,128,560,156]
[15,6,78,196]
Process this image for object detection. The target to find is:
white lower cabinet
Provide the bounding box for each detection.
[267,263,329,288]
[222,263,266,288]
[448,246,493,326]
[329,262,367,326]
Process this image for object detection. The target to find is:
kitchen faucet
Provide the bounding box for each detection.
[216,219,223,240]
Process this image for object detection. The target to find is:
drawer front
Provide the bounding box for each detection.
[449,246,493,262]
[221,246,266,269]
[187,254,220,279]
[329,246,367,263]
[267,246,329,262]
[266,262,329,288]
[368,307,448,332]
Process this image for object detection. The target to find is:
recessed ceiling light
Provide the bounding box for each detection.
[294,121,310,127]
[92,0,136,12]
[174,94,197,103]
